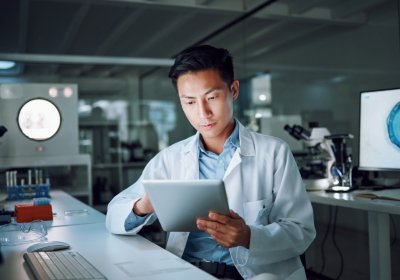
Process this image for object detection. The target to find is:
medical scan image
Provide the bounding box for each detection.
[387,101,400,149]
[17,98,61,141]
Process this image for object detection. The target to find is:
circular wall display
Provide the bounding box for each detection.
[387,101,400,149]
[17,98,62,141]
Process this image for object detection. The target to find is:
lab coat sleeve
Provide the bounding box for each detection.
[233,143,316,267]
[105,153,169,235]
[105,177,157,235]
[124,210,150,231]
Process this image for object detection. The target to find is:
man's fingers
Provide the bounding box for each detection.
[209,229,241,248]
[197,217,249,248]
[198,219,218,231]
[209,232,230,247]
[198,219,240,235]
[208,211,230,224]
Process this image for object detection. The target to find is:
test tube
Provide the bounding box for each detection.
[6,171,10,187]
[39,169,43,185]
[35,169,39,185]
[28,169,32,185]
[13,171,17,186]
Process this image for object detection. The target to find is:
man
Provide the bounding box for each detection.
[106,45,315,280]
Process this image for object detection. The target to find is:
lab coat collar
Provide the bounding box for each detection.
[180,135,199,179]
[237,121,255,157]
[182,133,199,155]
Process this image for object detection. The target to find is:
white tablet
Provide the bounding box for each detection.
[142,179,230,232]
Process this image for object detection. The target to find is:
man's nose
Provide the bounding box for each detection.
[198,101,211,118]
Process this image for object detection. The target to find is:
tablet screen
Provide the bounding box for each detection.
[143,179,229,232]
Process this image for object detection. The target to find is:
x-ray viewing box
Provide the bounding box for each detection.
[0,83,79,158]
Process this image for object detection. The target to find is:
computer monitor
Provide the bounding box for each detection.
[359,88,400,171]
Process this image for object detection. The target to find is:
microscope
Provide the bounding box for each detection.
[325,133,354,191]
[285,123,354,192]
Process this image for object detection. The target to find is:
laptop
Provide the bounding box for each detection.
[142,179,230,232]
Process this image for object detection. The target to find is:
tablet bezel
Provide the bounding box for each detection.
[143,179,230,232]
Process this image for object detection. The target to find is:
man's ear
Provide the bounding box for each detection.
[231,80,239,101]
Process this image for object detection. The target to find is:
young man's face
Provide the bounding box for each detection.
[177,69,239,146]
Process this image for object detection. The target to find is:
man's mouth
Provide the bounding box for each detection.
[201,123,216,129]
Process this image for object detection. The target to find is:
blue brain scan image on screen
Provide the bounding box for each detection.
[387,102,400,149]
[360,88,400,170]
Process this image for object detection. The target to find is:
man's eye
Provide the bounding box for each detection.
[208,96,215,100]
[187,101,194,105]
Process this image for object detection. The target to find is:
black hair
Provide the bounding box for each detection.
[168,45,234,90]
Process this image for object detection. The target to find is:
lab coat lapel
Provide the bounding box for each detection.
[223,123,256,218]
[224,149,241,179]
[181,133,199,180]
[224,122,255,179]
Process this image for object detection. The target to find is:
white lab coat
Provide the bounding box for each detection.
[106,121,315,280]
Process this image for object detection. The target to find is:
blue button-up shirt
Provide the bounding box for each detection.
[125,122,240,265]
[182,122,239,265]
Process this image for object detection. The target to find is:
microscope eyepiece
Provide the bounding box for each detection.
[284,124,310,140]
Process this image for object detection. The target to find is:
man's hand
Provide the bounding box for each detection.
[196,210,251,248]
[133,192,154,216]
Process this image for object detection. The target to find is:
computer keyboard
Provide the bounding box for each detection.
[23,251,107,280]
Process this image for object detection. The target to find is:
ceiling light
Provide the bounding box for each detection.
[0,61,16,70]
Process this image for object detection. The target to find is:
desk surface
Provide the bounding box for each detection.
[1,190,105,227]
[308,188,400,215]
[0,223,215,280]
[0,191,215,280]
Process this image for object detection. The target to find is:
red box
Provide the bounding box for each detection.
[15,204,53,223]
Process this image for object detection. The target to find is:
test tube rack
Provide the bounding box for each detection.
[5,170,50,200]
[6,185,50,200]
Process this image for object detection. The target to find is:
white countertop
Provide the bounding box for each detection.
[308,188,400,215]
